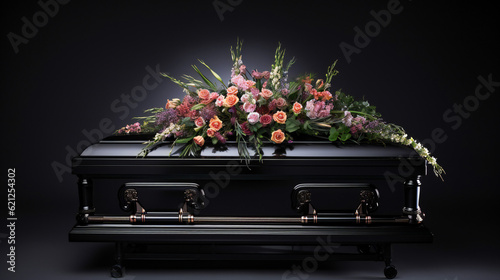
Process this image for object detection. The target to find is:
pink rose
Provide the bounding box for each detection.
[194,117,205,127]
[207,128,216,138]
[198,89,210,100]
[226,86,238,95]
[243,102,256,113]
[215,95,224,107]
[260,114,272,127]
[247,112,260,125]
[260,89,273,100]
[240,93,250,104]
[276,97,287,109]
[210,92,219,100]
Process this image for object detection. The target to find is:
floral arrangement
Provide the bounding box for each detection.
[118,40,444,179]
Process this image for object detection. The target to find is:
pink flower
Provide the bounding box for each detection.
[250,88,260,99]
[240,122,252,135]
[260,89,273,100]
[275,97,287,109]
[305,99,333,119]
[188,110,199,120]
[260,114,272,127]
[343,111,353,127]
[207,128,216,138]
[240,93,251,104]
[210,92,219,100]
[247,112,260,124]
[194,117,205,127]
[239,65,246,75]
[306,99,319,119]
[215,95,224,107]
[198,89,210,100]
[262,71,270,80]
[268,99,277,111]
[243,102,256,112]
[231,75,249,91]
[252,70,263,79]
[281,89,289,96]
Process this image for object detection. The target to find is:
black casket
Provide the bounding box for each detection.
[69,134,432,278]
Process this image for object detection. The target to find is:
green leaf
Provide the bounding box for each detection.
[191,64,218,92]
[285,117,301,133]
[191,103,206,111]
[180,117,195,127]
[329,127,339,141]
[198,60,227,89]
[160,73,190,89]
[176,137,194,144]
[250,123,262,133]
[340,133,351,142]
[211,137,218,145]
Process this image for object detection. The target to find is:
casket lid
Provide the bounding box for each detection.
[79,134,421,159]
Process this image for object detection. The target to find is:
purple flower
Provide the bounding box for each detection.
[156,108,179,129]
[200,104,217,121]
[215,132,226,144]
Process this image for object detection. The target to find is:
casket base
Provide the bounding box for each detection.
[69,223,432,279]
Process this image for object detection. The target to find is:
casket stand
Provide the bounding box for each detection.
[68,134,433,278]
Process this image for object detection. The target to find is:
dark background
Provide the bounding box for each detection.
[1,0,499,279]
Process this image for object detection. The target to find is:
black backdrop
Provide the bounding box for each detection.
[1,1,499,279]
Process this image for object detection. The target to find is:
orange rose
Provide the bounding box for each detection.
[260,89,273,100]
[292,102,303,114]
[209,116,223,131]
[223,95,239,107]
[226,86,238,95]
[271,129,285,144]
[246,80,256,88]
[273,111,287,124]
[207,128,216,138]
[198,89,210,100]
[193,136,205,146]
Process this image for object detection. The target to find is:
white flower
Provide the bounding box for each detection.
[428,156,437,165]
[415,143,423,151]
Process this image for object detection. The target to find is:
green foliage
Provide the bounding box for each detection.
[191,64,218,92]
[328,124,351,143]
[285,117,301,133]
